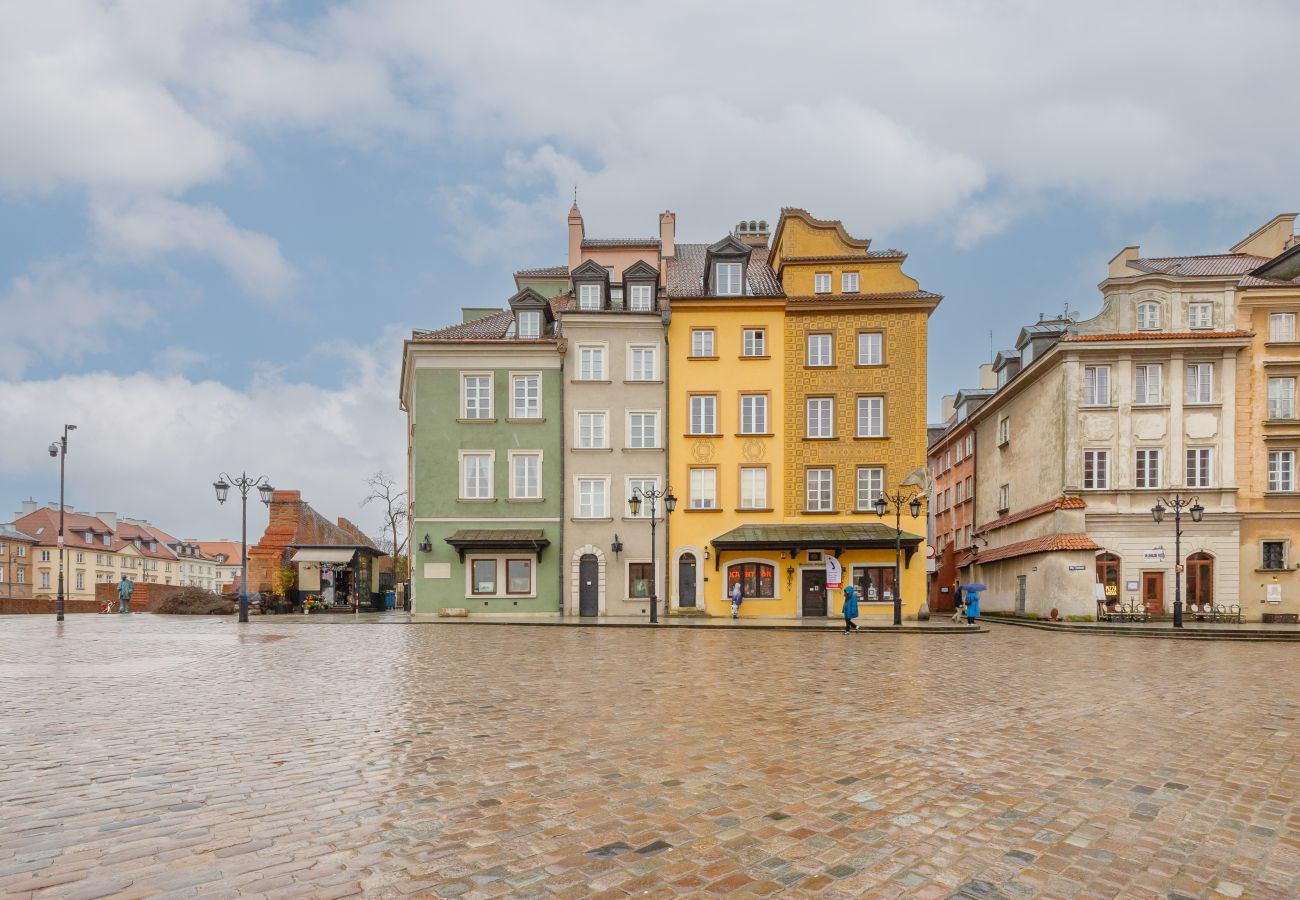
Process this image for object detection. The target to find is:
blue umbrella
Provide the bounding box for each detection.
[963,583,987,592]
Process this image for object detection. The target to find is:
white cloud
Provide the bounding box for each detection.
[151,345,208,376]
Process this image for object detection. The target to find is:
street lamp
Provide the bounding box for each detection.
[627,485,676,624]
[1150,493,1203,628]
[214,473,274,623]
[874,487,924,626]
[48,424,77,622]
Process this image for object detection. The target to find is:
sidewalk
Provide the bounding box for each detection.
[984,614,1300,641]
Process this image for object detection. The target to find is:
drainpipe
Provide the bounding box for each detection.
[557,341,566,616]
[662,307,672,616]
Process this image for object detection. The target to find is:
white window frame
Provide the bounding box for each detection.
[1083,366,1111,406]
[739,467,768,509]
[575,476,610,519]
[856,396,884,438]
[1135,448,1162,489]
[578,283,603,310]
[807,333,833,367]
[689,468,718,509]
[1269,312,1296,343]
[626,345,658,382]
[1268,450,1295,492]
[1083,449,1110,490]
[857,332,883,366]
[807,397,835,438]
[856,467,884,510]
[510,372,541,419]
[842,271,860,293]
[1188,302,1212,330]
[576,344,606,381]
[814,273,832,294]
[626,476,661,519]
[461,372,493,420]
[806,468,834,511]
[1185,447,1212,489]
[689,395,717,435]
[628,283,653,311]
[1136,301,1161,330]
[998,417,1010,446]
[1186,362,1213,404]
[997,484,1009,511]
[517,310,541,339]
[626,410,660,449]
[691,329,715,357]
[1268,376,1296,420]
[1134,364,1163,405]
[575,411,609,449]
[459,450,495,500]
[740,394,768,434]
[742,328,766,357]
[625,559,659,601]
[714,263,743,296]
[508,451,542,500]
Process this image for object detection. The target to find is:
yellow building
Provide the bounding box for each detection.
[664,212,940,619]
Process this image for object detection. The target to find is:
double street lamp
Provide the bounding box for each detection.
[47,424,77,622]
[874,489,923,626]
[213,474,275,623]
[1150,494,1204,628]
[626,485,676,624]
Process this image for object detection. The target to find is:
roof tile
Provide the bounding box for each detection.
[1127,254,1270,277]
[972,533,1100,565]
[665,243,784,298]
[977,496,1086,534]
[1062,330,1252,343]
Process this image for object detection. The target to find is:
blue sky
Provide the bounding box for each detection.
[2,1,1297,539]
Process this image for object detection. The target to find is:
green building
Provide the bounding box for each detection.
[400,289,564,614]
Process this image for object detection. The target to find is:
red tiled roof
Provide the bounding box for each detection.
[193,541,245,565]
[972,533,1100,565]
[1062,330,1252,343]
[977,496,1086,535]
[14,508,112,546]
[514,265,568,277]
[410,297,570,343]
[665,243,784,298]
[581,238,660,248]
[1127,254,1269,277]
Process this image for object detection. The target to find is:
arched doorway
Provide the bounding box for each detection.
[677,553,697,607]
[1186,552,1214,607]
[1096,552,1121,603]
[578,554,599,617]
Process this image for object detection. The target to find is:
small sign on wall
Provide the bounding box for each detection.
[424,563,451,579]
[1068,565,1086,571]
[1126,581,1139,591]
[1267,583,1282,603]
[1143,548,1165,562]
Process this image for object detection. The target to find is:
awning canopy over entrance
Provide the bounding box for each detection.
[709,523,924,569]
[444,529,550,562]
[290,548,358,564]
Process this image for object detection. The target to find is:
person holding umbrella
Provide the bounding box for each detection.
[962,583,986,625]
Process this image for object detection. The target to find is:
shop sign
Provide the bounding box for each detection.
[825,555,843,590]
[1068,565,1086,571]
[1142,548,1166,562]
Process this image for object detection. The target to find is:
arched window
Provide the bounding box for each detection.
[1186,552,1214,605]
[727,562,775,599]
[1136,301,1161,331]
[1096,552,1121,600]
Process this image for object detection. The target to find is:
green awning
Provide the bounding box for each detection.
[444,529,550,562]
[709,523,923,569]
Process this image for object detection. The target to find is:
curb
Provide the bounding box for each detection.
[982,616,1300,642]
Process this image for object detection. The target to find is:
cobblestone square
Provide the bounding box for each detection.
[0,617,1295,898]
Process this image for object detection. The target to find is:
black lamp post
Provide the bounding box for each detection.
[874,488,924,626]
[627,486,676,624]
[1150,494,1204,628]
[47,424,77,622]
[214,473,274,623]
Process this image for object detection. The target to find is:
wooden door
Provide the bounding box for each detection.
[1141,571,1164,616]
[578,554,599,617]
[802,570,827,617]
[678,554,697,608]
[1186,553,1214,606]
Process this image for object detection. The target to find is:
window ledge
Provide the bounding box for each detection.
[802,436,839,442]
[801,509,842,515]
[506,417,545,424]
[1264,418,1299,425]
[1255,567,1293,574]
[736,432,775,438]
[854,363,886,369]
[688,355,720,361]
[571,517,614,523]
[733,507,775,513]
[1263,491,1299,497]
[1264,341,1300,348]
[803,364,836,370]
[508,497,546,503]
[853,435,888,441]
[624,380,664,385]
[623,447,664,453]
[683,433,722,438]
[457,498,498,503]
[1184,402,1222,409]
[1079,405,1115,411]
[685,507,723,513]
[456,418,497,424]
[572,447,614,453]
[739,355,771,361]
[572,379,612,384]
[1132,403,1171,410]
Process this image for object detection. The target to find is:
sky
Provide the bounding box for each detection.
[2,0,1298,541]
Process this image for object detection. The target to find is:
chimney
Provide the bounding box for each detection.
[96,511,118,530]
[568,202,585,272]
[20,498,37,517]
[659,211,676,258]
[1107,246,1140,279]
[940,394,957,423]
[734,218,770,248]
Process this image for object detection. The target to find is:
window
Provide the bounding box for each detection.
[1137,301,1160,330]
[1262,541,1288,570]
[842,272,859,293]
[627,412,659,448]
[577,478,609,518]
[75,572,84,591]
[727,562,775,599]
[462,374,492,419]
[1083,366,1111,406]
[742,328,766,357]
[997,484,1009,511]
[955,480,964,503]
[1268,377,1296,419]
[807,397,834,438]
[965,475,973,498]
[627,346,658,382]
[460,452,493,499]
[1186,363,1213,404]
[627,562,654,599]
[740,394,768,434]
[739,467,768,509]
[806,468,834,511]
[1186,448,1212,488]
[689,468,717,509]
[16,568,23,584]
[40,550,50,562]
[814,273,831,293]
[852,565,895,602]
[1188,302,1212,329]
[517,310,541,339]
[1269,312,1296,342]
[577,412,608,448]
[856,396,884,438]
[1083,450,1110,489]
[715,263,743,296]
[965,435,973,456]
[511,374,540,419]
[510,452,541,500]
[578,283,602,310]
[1135,448,1161,488]
[627,477,659,518]
[857,332,882,366]
[41,571,50,589]
[610,288,623,308]
[471,559,497,595]
[691,329,715,357]
[75,552,84,564]
[506,559,532,594]
[856,467,884,510]
[1134,364,1163,405]
[16,545,24,557]
[628,284,653,311]
[1268,450,1295,492]
[578,345,605,380]
[998,417,1010,445]
[807,333,833,366]
[689,395,717,435]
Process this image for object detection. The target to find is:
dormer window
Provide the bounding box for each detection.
[578,283,602,310]
[102,534,110,546]
[517,310,541,339]
[628,284,653,311]
[1136,301,1160,330]
[714,263,743,296]
[610,287,624,309]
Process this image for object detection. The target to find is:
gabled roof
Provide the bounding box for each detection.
[570,258,610,280]
[1244,240,1300,287]
[410,297,569,343]
[621,259,659,281]
[969,533,1100,565]
[770,208,873,253]
[976,495,1087,535]
[508,286,554,318]
[665,243,784,299]
[1127,254,1269,278]
[705,233,752,259]
[193,541,245,565]
[992,350,1020,370]
[0,523,37,543]
[1015,321,1072,349]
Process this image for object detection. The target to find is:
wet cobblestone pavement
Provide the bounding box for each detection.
[0,616,1295,898]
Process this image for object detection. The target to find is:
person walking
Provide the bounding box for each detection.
[730,580,743,619]
[965,587,981,625]
[842,582,860,633]
[950,580,965,624]
[117,575,134,614]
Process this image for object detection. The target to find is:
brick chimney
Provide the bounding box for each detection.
[567,202,585,272]
[659,211,676,258]
[734,218,769,247]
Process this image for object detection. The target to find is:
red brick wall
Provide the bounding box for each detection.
[93,582,184,612]
[0,597,101,614]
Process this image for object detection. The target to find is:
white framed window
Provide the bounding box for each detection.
[576,411,608,449]
[1083,449,1110,489]
[998,417,1010,445]
[627,345,658,382]
[1186,363,1213,404]
[1269,312,1296,343]
[691,329,715,357]
[16,568,23,584]
[1188,302,1212,329]
[1134,364,1163,405]
[517,310,541,339]
[41,571,50,589]
[714,263,743,296]
[627,477,660,518]
[997,484,1009,511]
[1137,301,1161,330]
[856,396,884,438]
[1268,450,1295,492]
[577,345,606,381]
[689,468,717,509]
[628,283,653,311]
[806,468,834,511]
[509,452,541,500]
[857,332,883,366]
[807,397,834,438]
[739,467,768,509]
[461,373,492,419]
[742,328,766,357]
[689,395,717,435]
[965,435,973,456]
[511,373,541,419]
[578,283,602,310]
[842,272,859,293]
[1186,448,1212,488]
[740,394,768,434]
[955,480,965,503]
[459,451,494,500]
[75,572,84,590]
[1083,366,1111,406]
[856,467,883,510]
[627,411,660,449]
[1135,448,1161,488]
[1262,540,1288,570]
[807,333,833,366]
[610,287,624,308]
[814,273,832,294]
[576,478,609,518]
[1268,377,1296,419]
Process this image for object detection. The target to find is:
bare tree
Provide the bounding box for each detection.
[363,471,408,577]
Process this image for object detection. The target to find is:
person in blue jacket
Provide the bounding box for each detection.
[842,582,860,633]
[965,587,980,625]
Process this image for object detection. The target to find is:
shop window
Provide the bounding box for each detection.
[471,559,497,595]
[628,562,654,599]
[727,562,775,599]
[852,565,895,602]
[1096,552,1120,600]
[506,559,532,594]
